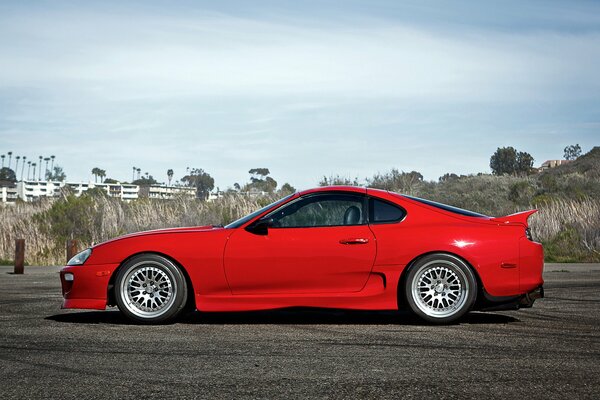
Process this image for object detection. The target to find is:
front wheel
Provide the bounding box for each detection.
[115,254,188,324]
[404,254,477,324]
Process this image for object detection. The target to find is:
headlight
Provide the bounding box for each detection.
[67,248,92,266]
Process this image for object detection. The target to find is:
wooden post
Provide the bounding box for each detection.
[14,239,25,275]
[66,239,79,263]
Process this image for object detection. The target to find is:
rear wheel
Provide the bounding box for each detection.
[115,254,187,324]
[404,254,477,324]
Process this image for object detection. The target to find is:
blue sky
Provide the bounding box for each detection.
[0,0,598,189]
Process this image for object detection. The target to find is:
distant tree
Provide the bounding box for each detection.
[278,182,296,195]
[564,144,582,161]
[167,169,174,186]
[44,157,50,177]
[490,147,518,175]
[249,168,270,179]
[7,151,12,169]
[319,175,360,187]
[516,151,535,175]
[182,168,215,200]
[132,176,158,186]
[439,173,459,182]
[245,168,277,193]
[136,168,141,180]
[38,156,42,180]
[31,163,37,181]
[15,156,20,179]
[490,147,534,175]
[20,156,26,180]
[26,161,31,180]
[0,167,16,183]
[104,178,118,184]
[366,169,423,193]
[50,155,55,171]
[263,177,278,192]
[132,166,137,182]
[48,166,67,182]
[91,167,101,183]
[0,154,4,168]
[233,182,241,191]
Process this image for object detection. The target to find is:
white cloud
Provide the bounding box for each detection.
[1,9,599,102]
[0,4,598,187]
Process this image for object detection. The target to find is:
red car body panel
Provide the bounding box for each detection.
[60,186,544,312]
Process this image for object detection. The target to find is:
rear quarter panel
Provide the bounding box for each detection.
[370,191,522,297]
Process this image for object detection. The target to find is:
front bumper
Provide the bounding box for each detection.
[60,263,120,310]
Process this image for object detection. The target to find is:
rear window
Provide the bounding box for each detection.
[403,195,488,218]
[370,198,406,223]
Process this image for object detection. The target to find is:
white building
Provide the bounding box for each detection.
[538,159,572,171]
[16,180,63,202]
[65,182,139,200]
[140,185,196,199]
[2,179,224,203]
[0,185,18,204]
[12,180,139,202]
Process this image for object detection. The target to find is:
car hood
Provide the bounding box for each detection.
[93,225,224,248]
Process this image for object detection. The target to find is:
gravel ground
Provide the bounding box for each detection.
[0,263,599,399]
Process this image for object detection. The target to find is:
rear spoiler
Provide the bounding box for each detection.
[490,210,537,226]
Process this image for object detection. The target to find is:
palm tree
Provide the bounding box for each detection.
[132,166,136,182]
[136,168,141,180]
[91,167,99,183]
[27,161,31,180]
[1,154,4,168]
[32,163,37,181]
[15,156,20,179]
[21,156,26,180]
[167,169,174,186]
[50,155,55,172]
[38,156,42,180]
[44,157,50,180]
[7,151,12,169]
[99,169,106,183]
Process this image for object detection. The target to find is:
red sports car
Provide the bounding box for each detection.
[60,186,544,324]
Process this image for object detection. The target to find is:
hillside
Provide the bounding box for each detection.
[0,147,598,265]
[362,147,600,262]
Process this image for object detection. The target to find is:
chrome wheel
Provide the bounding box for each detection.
[410,260,469,319]
[120,261,177,319]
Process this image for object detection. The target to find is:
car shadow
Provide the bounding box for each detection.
[46,308,519,325]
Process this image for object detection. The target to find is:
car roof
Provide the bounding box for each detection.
[297,186,368,196]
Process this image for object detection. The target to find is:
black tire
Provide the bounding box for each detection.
[404,253,477,324]
[115,254,188,324]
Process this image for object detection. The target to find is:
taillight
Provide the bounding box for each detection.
[525,227,533,241]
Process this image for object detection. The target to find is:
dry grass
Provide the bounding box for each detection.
[1,193,598,265]
[0,194,271,266]
[529,197,600,261]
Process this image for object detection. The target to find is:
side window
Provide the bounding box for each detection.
[269,194,366,228]
[370,198,406,224]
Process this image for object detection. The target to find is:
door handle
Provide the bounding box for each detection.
[339,238,369,245]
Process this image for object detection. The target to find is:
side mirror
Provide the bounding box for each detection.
[246,218,273,235]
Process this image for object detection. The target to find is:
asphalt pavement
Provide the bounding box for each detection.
[1,263,599,399]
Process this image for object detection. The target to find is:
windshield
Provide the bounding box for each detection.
[224,194,295,229]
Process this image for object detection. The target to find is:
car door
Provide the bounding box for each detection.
[223,192,376,294]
